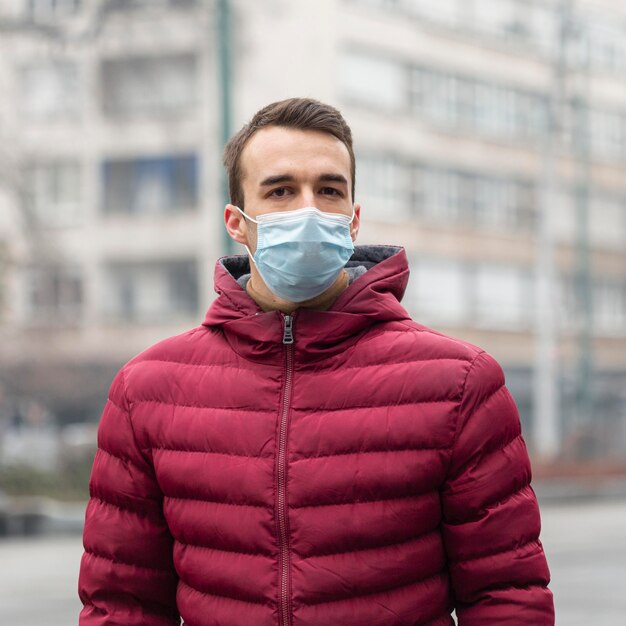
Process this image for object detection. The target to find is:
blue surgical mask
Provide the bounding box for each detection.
[234,205,356,302]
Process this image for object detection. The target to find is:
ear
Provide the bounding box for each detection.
[350,203,361,242]
[224,204,248,246]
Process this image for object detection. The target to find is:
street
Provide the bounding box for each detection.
[539,498,626,625]
[0,498,624,625]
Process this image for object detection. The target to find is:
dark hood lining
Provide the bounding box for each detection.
[218,245,403,290]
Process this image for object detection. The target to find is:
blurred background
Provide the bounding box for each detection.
[0,0,624,624]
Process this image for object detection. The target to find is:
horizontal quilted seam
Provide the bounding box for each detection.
[178,579,272,608]
[443,433,526,498]
[176,538,275,559]
[420,615,456,626]
[289,490,435,510]
[80,600,179,623]
[338,327,422,363]
[472,480,533,516]
[130,398,277,413]
[448,537,541,566]
[301,528,439,560]
[446,480,533,523]
[294,398,456,412]
[131,397,457,418]
[164,495,268,509]
[470,427,524,468]
[89,495,163,518]
[83,548,176,575]
[291,444,449,461]
[153,446,273,459]
[296,569,447,607]
[105,394,126,415]
[457,581,550,598]
[460,382,507,430]
[340,355,474,370]
[421,615,456,626]
[128,357,276,371]
[97,445,140,470]
[153,445,448,460]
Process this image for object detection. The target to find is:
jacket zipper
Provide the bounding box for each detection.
[278,313,294,626]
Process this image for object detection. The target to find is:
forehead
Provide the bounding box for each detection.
[240,126,351,185]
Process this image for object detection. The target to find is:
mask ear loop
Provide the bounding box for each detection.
[233,205,259,224]
[232,206,258,265]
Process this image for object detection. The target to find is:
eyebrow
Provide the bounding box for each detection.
[259,174,295,187]
[259,173,349,187]
[319,173,348,186]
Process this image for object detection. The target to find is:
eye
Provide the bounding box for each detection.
[321,187,342,196]
[269,187,290,198]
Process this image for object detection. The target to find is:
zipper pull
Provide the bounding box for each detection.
[282,314,294,344]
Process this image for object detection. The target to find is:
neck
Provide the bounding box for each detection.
[246,270,350,314]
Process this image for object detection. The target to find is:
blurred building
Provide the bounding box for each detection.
[0,0,624,461]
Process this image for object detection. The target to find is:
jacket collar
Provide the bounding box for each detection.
[202,245,411,364]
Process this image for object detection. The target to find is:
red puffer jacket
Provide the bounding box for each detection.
[78,245,554,626]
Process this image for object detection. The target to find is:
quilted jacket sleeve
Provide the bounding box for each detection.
[78,367,180,625]
[441,351,554,625]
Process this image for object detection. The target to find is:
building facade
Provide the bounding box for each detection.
[0,0,625,461]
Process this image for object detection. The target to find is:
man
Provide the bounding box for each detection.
[78,97,554,625]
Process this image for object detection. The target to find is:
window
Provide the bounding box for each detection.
[590,195,626,250]
[410,67,429,113]
[104,0,196,9]
[473,83,517,136]
[428,73,459,126]
[593,279,626,336]
[19,61,79,119]
[474,177,520,231]
[405,0,460,25]
[455,77,479,127]
[414,167,534,231]
[103,154,198,215]
[104,259,198,323]
[356,156,411,220]
[409,258,469,324]
[528,2,558,54]
[412,70,458,124]
[24,161,81,227]
[588,18,626,73]
[101,54,196,116]
[590,110,625,161]
[408,257,536,329]
[25,264,83,325]
[474,264,532,329]
[339,52,407,111]
[346,50,548,141]
[472,0,517,37]
[29,0,80,21]
[549,189,576,243]
[515,91,548,138]
[556,273,576,331]
[347,0,558,54]
[418,169,462,223]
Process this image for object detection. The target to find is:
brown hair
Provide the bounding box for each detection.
[223,97,355,209]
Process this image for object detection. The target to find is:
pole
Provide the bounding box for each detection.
[533,0,569,460]
[571,9,594,452]
[216,0,234,255]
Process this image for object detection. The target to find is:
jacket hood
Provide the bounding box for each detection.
[202,245,412,363]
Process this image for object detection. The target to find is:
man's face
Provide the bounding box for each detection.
[225,126,360,253]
